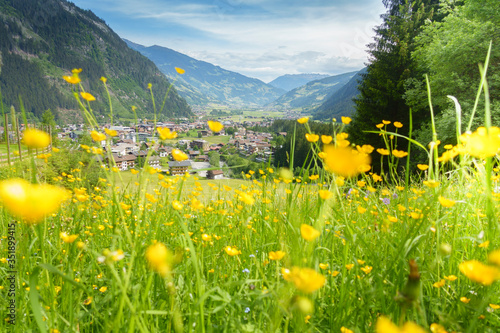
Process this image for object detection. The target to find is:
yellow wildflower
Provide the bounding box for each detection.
[417,164,429,171]
[479,240,489,248]
[80,92,96,101]
[90,131,106,142]
[341,116,352,124]
[60,232,78,243]
[23,129,50,149]
[297,117,309,124]
[318,189,332,200]
[394,122,403,128]
[224,246,241,256]
[322,145,371,178]
[207,121,224,133]
[438,196,455,208]
[460,297,470,304]
[269,251,286,260]
[321,135,333,144]
[0,179,68,224]
[288,267,325,293]
[175,67,185,74]
[392,150,408,158]
[488,249,500,266]
[171,149,188,161]
[157,127,177,140]
[300,224,320,241]
[305,133,319,142]
[459,260,500,286]
[104,128,117,137]
[375,316,425,333]
[146,243,172,277]
[461,126,500,158]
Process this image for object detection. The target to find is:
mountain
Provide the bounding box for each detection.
[268,74,330,92]
[124,40,286,107]
[313,68,367,120]
[0,0,192,123]
[268,71,359,110]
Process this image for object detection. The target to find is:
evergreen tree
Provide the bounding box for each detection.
[349,0,440,149]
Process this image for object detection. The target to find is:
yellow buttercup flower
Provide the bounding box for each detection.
[438,196,455,208]
[322,145,371,178]
[0,179,68,224]
[80,92,96,101]
[488,249,500,266]
[269,251,286,260]
[172,200,183,210]
[392,150,408,158]
[60,232,79,243]
[172,149,188,161]
[377,148,390,156]
[321,135,333,144]
[301,224,320,241]
[23,129,51,149]
[417,164,428,171]
[341,116,352,124]
[297,117,309,124]
[394,122,403,128]
[207,121,224,133]
[146,243,172,277]
[224,246,241,256]
[375,316,425,333]
[305,133,319,142]
[157,127,178,140]
[104,128,118,137]
[461,126,500,158]
[460,297,470,304]
[287,267,325,293]
[175,67,185,74]
[459,260,500,286]
[318,189,332,200]
[63,75,81,84]
[91,131,106,142]
[100,77,107,83]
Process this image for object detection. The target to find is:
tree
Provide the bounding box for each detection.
[409,0,500,131]
[208,151,220,167]
[349,0,440,150]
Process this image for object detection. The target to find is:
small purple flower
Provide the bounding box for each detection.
[242,268,250,273]
[245,307,250,313]
[382,197,390,205]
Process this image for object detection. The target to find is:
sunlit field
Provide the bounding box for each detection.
[1,67,500,333]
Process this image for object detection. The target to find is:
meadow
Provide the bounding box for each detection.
[0,69,500,333]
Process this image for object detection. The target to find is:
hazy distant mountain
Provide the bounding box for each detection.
[313,68,367,120]
[0,0,192,123]
[125,40,286,107]
[268,71,359,110]
[268,74,331,92]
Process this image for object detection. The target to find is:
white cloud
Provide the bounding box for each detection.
[72,0,386,81]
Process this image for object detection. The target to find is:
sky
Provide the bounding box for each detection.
[71,0,387,82]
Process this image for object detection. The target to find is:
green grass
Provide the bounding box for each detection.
[1,62,499,333]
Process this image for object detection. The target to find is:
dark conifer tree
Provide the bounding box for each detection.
[348,0,440,149]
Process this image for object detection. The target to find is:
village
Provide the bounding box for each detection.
[55,117,283,179]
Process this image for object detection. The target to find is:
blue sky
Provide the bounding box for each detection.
[71,0,386,82]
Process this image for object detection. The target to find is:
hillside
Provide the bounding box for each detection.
[267,71,358,111]
[268,73,330,92]
[124,40,286,107]
[0,0,192,123]
[313,68,367,120]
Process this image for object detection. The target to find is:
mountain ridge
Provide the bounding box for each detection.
[313,68,367,120]
[124,39,286,107]
[268,73,331,92]
[268,71,359,110]
[0,0,192,123]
